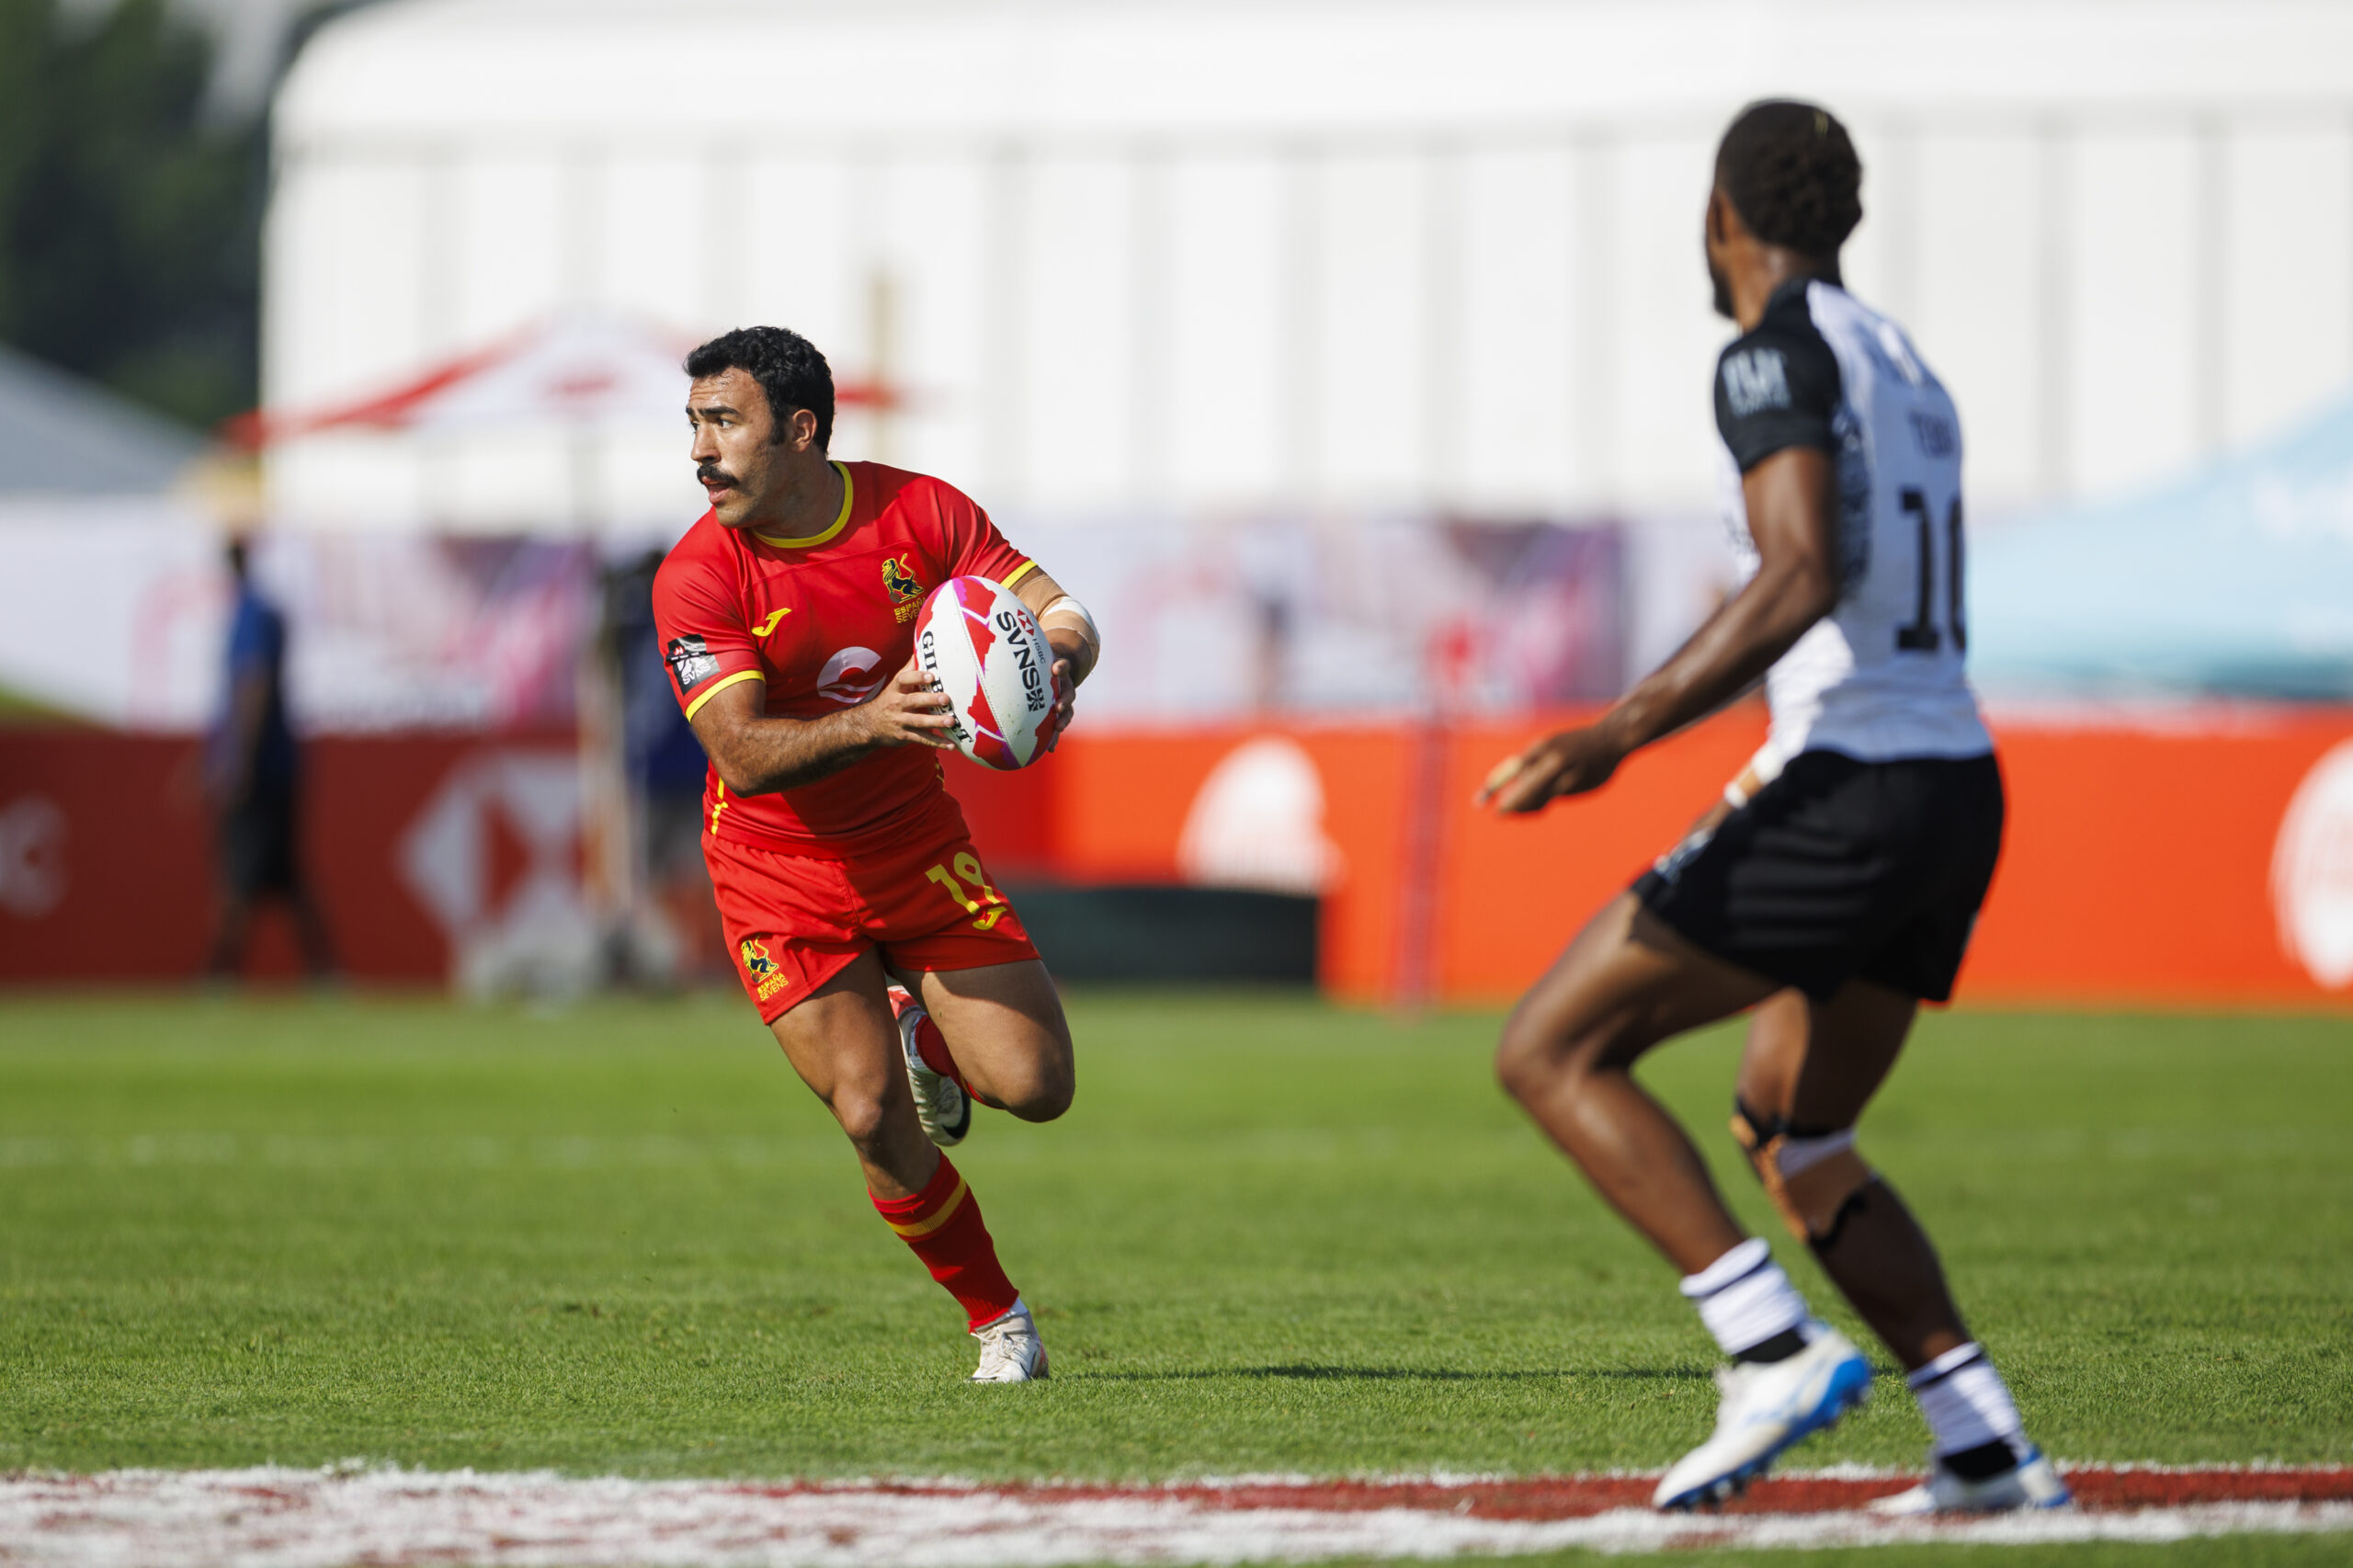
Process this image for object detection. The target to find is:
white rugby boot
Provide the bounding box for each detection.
[1870,1445,2072,1515]
[969,1299,1050,1382]
[891,983,970,1148]
[1653,1325,1873,1510]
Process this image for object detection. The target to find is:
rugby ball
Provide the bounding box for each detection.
[913,576,1061,770]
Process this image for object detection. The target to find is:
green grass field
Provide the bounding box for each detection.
[1,990,2347,1565]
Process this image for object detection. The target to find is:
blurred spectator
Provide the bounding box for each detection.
[601,549,725,980]
[204,538,333,978]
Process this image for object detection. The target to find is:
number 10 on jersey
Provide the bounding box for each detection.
[1895,488,1965,653]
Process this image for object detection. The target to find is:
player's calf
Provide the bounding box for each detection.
[870,1153,1033,1361]
[1730,1100,1878,1249]
[1731,1102,1952,1350]
[1729,1101,2063,1511]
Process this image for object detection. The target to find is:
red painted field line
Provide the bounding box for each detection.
[721,1467,2353,1521]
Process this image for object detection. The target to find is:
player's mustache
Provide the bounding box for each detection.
[697,463,735,488]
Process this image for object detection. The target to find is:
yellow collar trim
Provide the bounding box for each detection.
[752,461,854,550]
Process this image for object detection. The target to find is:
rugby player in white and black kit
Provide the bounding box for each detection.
[1480,102,2068,1515]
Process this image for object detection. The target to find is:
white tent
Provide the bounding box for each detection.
[0,344,206,497]
[267,0,2353,535]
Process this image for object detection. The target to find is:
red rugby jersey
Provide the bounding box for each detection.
[651,460,1035,857]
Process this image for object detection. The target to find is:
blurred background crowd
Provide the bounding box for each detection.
[6,0,2353,1007]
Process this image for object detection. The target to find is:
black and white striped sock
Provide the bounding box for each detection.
[1677,1237,1812,1360]
[1910,1342,2027,1477]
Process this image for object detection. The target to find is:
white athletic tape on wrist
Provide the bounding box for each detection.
[1038,594,1100,664]
[1723,744,1788,809]
[1040,594,1097,637]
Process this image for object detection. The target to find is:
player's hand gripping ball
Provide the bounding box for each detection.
[913,576,1062,770]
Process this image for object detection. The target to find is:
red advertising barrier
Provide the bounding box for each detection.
[0,731,578,984]
[5,709,2351,1005]
[1426,708,2353,1007]
[952,706,2353,1008]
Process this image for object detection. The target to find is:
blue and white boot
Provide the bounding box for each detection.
[1653,1324,1873,1510]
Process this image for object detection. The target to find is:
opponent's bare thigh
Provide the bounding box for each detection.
[1499,892,1777,1086]
[1735,978,1917,1130]
[1496,892,1783,1273]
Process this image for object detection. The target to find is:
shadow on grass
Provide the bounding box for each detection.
[1085,1364,1711,1383]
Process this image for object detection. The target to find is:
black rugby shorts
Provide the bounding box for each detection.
[1632,749,2005,1004]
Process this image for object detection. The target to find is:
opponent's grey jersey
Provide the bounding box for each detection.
[1711,278,1992,773]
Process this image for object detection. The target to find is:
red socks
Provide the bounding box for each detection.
[870,1153,1020,1331]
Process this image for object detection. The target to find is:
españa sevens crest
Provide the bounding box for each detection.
[881,556,925,622]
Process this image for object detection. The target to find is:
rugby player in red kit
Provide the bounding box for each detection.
[654,326,1099,1381]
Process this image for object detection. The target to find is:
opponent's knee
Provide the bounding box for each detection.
[1730,1099,1877,1248]
[1495,1006,1605,1102]
[1494,1017,1547,1102]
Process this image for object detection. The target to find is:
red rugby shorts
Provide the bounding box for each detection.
[707,830,1040,1022]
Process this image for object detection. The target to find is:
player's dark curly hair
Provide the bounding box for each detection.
[1715,100,1863,257]
[684,325,835,451]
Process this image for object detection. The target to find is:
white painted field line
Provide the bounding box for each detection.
[0,1469,2347,1568]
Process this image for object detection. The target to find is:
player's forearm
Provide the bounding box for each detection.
[706,709,888,795]
[1012,570,1098,683]
[1599,562,1834,755]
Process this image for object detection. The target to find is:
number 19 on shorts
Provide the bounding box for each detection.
[926,853,1009,931]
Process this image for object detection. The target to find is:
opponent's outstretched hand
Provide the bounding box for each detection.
[1477,722,1627,813]
[860,655,959,749]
